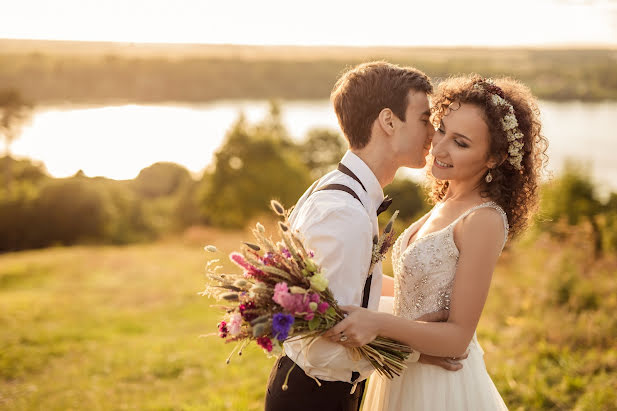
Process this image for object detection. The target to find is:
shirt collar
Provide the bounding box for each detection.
[340,150,385,214]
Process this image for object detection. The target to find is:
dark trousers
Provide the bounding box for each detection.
[265,355,366,411]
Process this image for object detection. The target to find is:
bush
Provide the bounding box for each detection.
[132,162,192,198]
[199,106,312,228]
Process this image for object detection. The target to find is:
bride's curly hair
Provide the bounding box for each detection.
[428,75,548,238]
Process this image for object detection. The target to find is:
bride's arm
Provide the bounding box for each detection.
[324,208,505,358]
[381,274,394,297]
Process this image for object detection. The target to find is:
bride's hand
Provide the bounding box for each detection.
[418,351,469,371]
[322,305,381,347]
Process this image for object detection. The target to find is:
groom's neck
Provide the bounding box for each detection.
[350,147,397,189]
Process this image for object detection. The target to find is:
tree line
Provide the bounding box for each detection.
[1,99,616,254]
[1,48,615,104]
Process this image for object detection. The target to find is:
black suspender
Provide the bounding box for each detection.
[306,163,373,309]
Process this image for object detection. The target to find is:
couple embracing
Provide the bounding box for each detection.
[265,62,547,411]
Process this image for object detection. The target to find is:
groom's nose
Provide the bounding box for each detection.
[430,135,445,157]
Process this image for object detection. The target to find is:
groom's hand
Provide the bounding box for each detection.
[418,351,469,371]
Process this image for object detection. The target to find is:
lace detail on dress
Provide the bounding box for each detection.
[392,202,509,320]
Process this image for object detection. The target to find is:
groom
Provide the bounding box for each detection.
[265,62,463,411]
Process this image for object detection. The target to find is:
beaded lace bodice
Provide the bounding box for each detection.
[392,202,509,320]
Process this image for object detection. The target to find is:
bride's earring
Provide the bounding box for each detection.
[485,169,493,183]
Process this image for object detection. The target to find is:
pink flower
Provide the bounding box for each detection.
[304,312,315,321]
[230,253,251,270]
[245,266,265,279]
[257,336,273,352]
[274,282,288,295]
[218,321,228,338]
[239,301,257,321]
[272,283,318,316]
[262,252,276,265]
[228,313,242,336]
[317,302,329,314]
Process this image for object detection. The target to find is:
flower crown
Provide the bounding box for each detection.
[473,79,524,170]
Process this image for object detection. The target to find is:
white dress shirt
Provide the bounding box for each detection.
[283,150,384,382]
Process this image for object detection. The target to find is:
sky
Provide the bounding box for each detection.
[1,0,616,46]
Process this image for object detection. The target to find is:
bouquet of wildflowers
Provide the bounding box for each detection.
[200,200,410,387]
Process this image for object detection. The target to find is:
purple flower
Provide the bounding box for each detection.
[262,252,276,265]
[308,250,315,258]
[281,248,292,258]
[271,313,294,341]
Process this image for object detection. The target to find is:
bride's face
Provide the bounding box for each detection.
[430,102,496,183]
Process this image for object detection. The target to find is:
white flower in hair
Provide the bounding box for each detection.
[502,114,518,130]
[474,78,525,170]
[491,94,507,106]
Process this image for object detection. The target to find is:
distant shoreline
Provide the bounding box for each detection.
[2,39,616,103]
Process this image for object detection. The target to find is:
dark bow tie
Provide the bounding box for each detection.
[377,195,392,216]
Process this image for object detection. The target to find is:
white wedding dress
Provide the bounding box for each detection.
[363,202,509,411]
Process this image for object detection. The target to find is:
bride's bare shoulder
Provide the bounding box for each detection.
[454,206,507,254]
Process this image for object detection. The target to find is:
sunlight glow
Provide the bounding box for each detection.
[12,103,340,180]
[2,0,616,46]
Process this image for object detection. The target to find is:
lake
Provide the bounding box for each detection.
[12,100,617,194]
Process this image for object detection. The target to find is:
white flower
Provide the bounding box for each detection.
[228,313,242,336]
[309,273,329,292]
[502,114,518,130]
[474,78,525,171]
[491,94,507,106]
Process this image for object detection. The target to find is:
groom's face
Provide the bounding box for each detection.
[390,91,434,168]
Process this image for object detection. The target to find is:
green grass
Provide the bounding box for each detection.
[0,229,275,411]
[1,224,616,410]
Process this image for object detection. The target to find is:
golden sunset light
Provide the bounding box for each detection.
[1,1,616,410]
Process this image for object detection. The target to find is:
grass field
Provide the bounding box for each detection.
[1,224,616,410]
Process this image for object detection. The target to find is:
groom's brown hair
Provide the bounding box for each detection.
[331,61,432,149]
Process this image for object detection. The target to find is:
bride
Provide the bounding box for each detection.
[323,75,548,410]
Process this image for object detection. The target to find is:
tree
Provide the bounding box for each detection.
[199,109,311,228]
[299,128,347,179]
[383,177,430,224]
[0,89,33,194]
[132,162,192,198]
[538,161,603,255]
